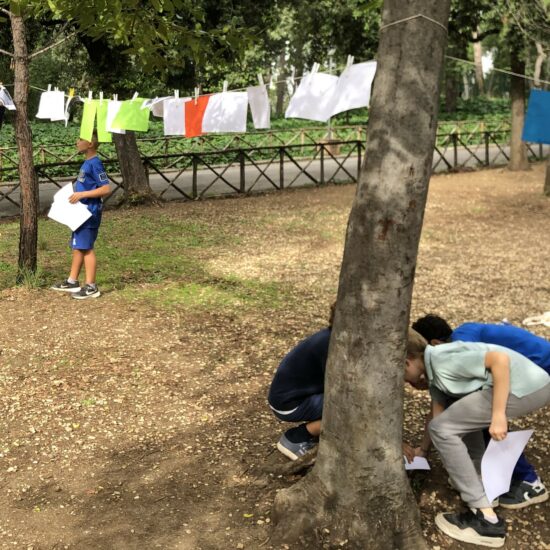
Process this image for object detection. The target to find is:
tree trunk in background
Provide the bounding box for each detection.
[444,62,459,112]
[508,36,530,171]
[11,14,39,281]
[272,0,451,548]
[472,30,485,95]
[534,42,546,88]
[275,52,287,117]
[113,132,157,204]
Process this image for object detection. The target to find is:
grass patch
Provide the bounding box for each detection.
[0,211,239,291]
[119,275,284,311]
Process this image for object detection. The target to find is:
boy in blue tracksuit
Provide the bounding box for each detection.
[412,314,550,509]
[51,132,110,299]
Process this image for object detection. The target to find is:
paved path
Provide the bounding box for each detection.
[0,143,548,219]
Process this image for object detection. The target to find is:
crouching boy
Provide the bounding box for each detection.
[405,329,550,548]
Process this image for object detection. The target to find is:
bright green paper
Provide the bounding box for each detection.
[112,98,150,132]
[79,99,97,141]
[96,100,112,143]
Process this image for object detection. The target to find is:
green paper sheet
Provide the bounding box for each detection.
[112,98,150,132]
[79,99,97,141]
[96,100,112,143]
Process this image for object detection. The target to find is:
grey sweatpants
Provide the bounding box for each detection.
[429,383,550,508]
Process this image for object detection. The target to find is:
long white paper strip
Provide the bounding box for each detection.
[163,98,190,136]
[247,85,270,129]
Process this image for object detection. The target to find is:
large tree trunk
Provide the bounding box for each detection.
[508,35,530,171]
[272,1,451,548]
[113,132,158,205]
[11,14,39,281]
[275,52,287,117]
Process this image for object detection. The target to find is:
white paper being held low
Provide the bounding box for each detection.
[481,429,533,504]
[48,183,92,232]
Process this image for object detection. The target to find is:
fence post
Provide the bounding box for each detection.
[452,132,458,168]
[484,131,490,166]
[357,141,362,181]
[279,147,285,189]
[320,144,325,185]
[192,155,198,199]
[239,150,246,193]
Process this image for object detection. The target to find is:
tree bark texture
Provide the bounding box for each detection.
[508,36,530,171]
[11,14,39,280]
[272,1,451,548]
[112,132,157,204]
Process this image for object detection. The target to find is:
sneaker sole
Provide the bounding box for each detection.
[72,291,101,300]
[276,441,299,461]
[499,490,548,509]
[51,286,81,293]
[435,513,505,548]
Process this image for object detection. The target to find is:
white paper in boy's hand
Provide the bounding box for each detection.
[404,456,431,470]
[481,429,533,504]
[48,183,92,231]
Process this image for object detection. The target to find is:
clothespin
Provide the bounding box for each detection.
[346,55,354,68]
[132,92,139,100]
[69,88,75,98]
[0,82,3,90]
[174,89,179,99]
[113,94,118,101]
[257,74,265,87]
[194,87,199,105]
[99,91,104,104]
[311,63,320,74]
[54,86,58,92]
[222,80,228,93]
[88,90,93,101]
[47,84,52,92]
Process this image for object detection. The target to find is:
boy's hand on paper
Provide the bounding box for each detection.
[489,413,508,441]
[69,192,85,204]
[402,442,415,463]
[414,446,427,458]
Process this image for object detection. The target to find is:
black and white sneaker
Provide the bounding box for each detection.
[435,509,505,548]
[51,279,80,293]
[499,478,548,509]
[71,284,101,300]
[276,433,317,461]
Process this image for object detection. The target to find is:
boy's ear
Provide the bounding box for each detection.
[430,338,443,346]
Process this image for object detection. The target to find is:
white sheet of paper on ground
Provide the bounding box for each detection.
[163,98,190,136]
[202,92,248,133]
[106,100,125,134]
[48,183,92,231]
[247,85,271,129]
[404,456,431,471]
[330,61,377,117]
[36,90,66,121]
[285,72,338,123]
[481,429,533,504]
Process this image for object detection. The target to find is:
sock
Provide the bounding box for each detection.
[285,424,315,444]
[86,283,97,290]
[471,508,499,524]
[67,277,77,284]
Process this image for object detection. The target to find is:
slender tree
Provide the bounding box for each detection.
[272,0,451,547]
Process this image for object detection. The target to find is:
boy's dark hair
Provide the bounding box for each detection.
[412,314,453,342]
[91,130,99,149]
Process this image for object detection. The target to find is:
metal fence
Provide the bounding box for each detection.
[0,127,547,215]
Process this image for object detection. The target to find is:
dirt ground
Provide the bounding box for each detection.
[1,163,550,550]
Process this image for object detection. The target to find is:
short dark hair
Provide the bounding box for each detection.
[412,314,453,342]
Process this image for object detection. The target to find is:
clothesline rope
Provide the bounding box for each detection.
[379,14,448,34]
[1,53,548,103]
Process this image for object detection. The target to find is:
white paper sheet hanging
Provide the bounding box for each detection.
[481,429,533,504]
[202,92,248,133]
[36,91,66,121]
[0,87,16,110]
[330,61,377,117]
[247,85,270,129]
[163,98,190,136]
[106,100,125,134]
[285,72,338,123]
[47,183,92,231]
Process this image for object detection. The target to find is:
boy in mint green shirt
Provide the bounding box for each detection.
[405,329,550,548]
